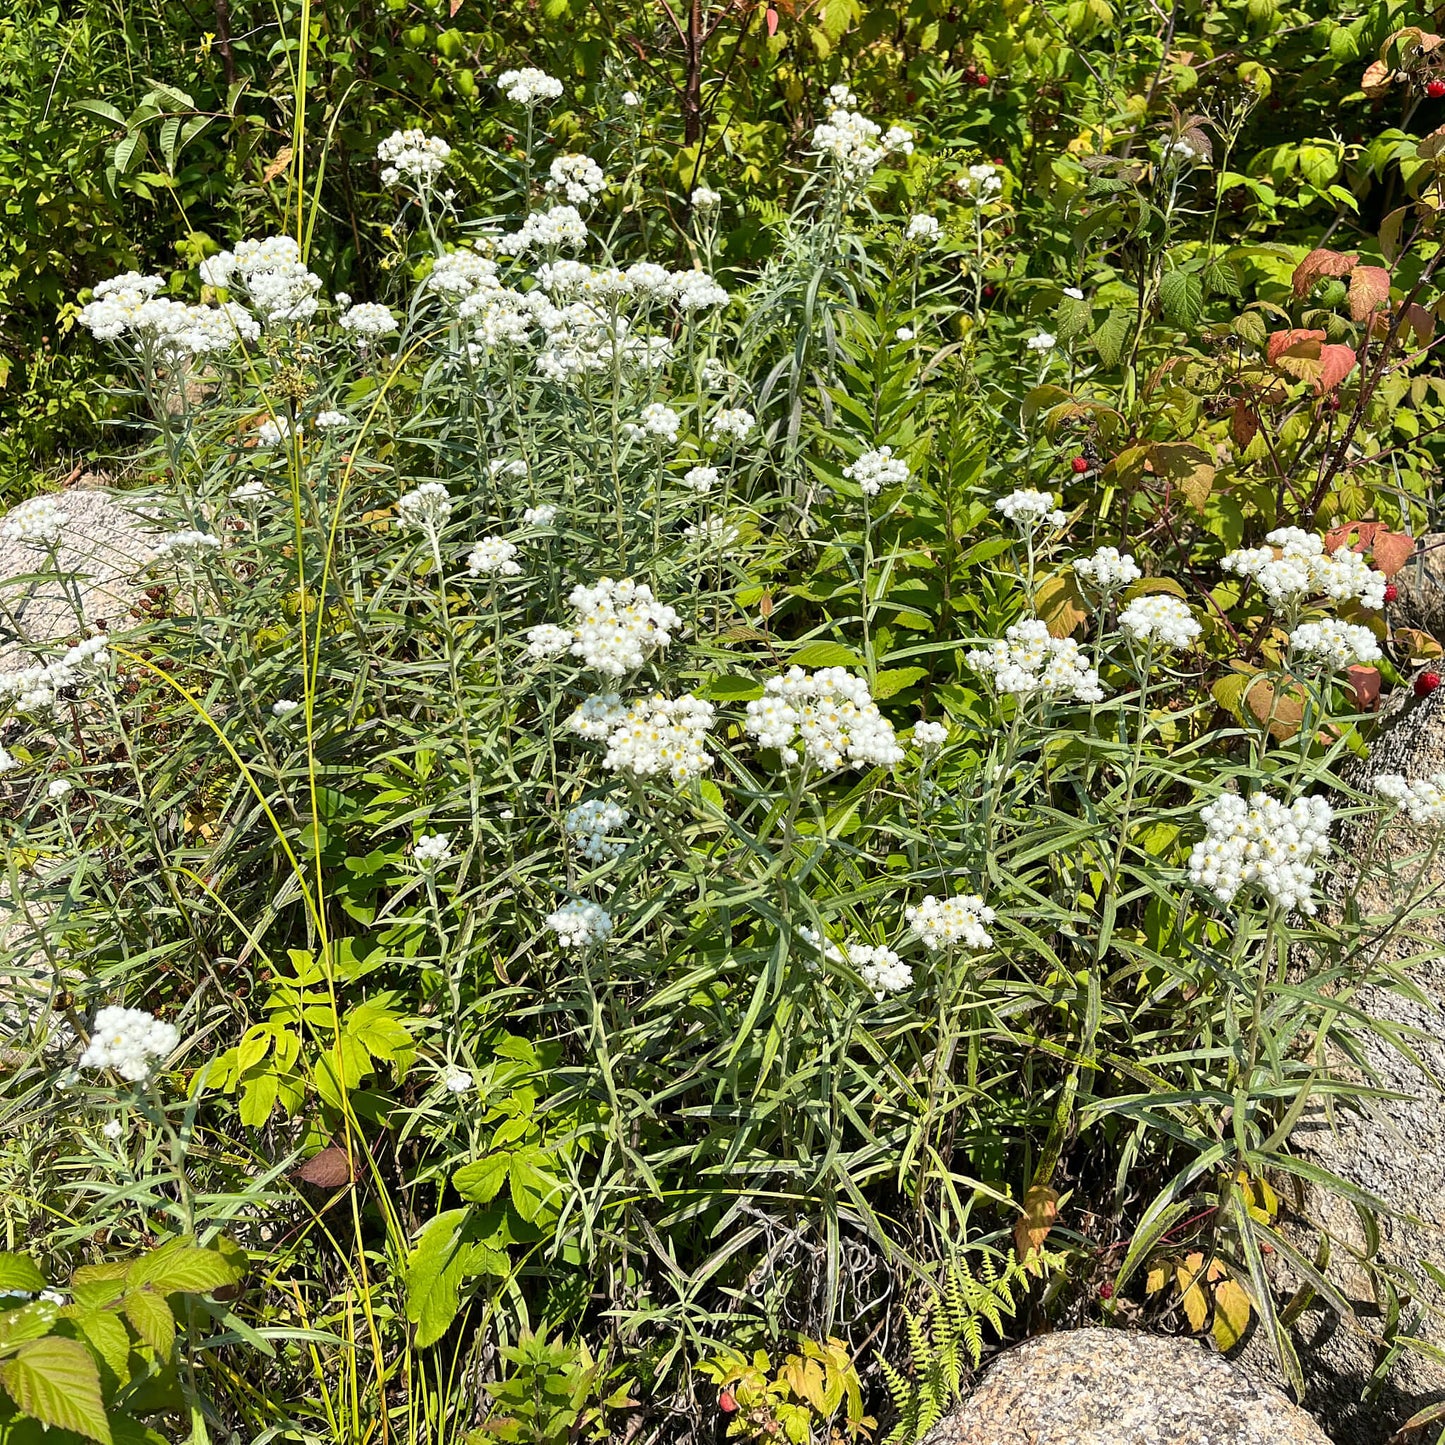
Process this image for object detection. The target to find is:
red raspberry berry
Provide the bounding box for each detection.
[1099,1281,1115,1300]
[976,73,990,87]
[1071,456,1089,474]
[1428,80,1445,98]
[719,1391,738,1414]
[1416,671,1441,697]
[1385,583,1399,604]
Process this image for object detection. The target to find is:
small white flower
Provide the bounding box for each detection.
[959,162,1003,202]
[995,489,1067,531]
[1374,772,1445,826]
[272,698,301,719]
[1,496,68,549]
[708,407,755,444]
[566,577,682,675]
[1288,619,1382,670]
[905,214,940,243]
[47,779,73,801]
[967,619,1105,704]
[377,129,451,190]
[906,895,996,952]
[843,445,910,496]
[692,186,722,210]
[523,504,559,526]
[913,719,948,752]
[154,530,223,563]
[102,1118,124,1140]
[444,1068,474,1093]
[467,536,523,577]
[546,153,608,206]
[744,667,903,771]
[498,67,565,107]
[683,465,719,494]
[622,403,681,445]
[1221,528,1387,613]
[545,899,614,948]
[565,798,631,862]
[255,416,293,447]
[0,746,17,775]
[414,832,453,868]
[1188,791,1333,915]
[231,479,268,509]
[1117,594,1201,650]
[315,410,350,429]
[1074,547,1141,596]
[1026,331,1057,352]
[847,941,913,999]
[396,482,452,535]
[895,325,916,341]
[79,1005,181,1082]
[526,624,575,660]
[339,302,399,339]
[1063,286,1085,300]
[621,90,641,107]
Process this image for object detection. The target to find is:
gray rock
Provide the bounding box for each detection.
[0,484,160,669]
[1390,533,1445,643]
[1235,686,1445,1441]
[923,1329,1332,1445]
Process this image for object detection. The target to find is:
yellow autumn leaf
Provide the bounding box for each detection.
[1211,1276,1253,1352]
[1145,1262,1168,1295]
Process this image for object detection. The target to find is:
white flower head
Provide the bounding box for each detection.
[913,719,948,752]
[622,403,681,445]
[959,162,1003,202]
[1221,528,1386,613]
[844,446,910,497]
[565,798,631,862]
[79,1006,181,1082]
[1289,619,1382,671]
[468,536,523,577]
[231,479,268,509]
[744,667,903,771]
[546,153,608,206]
[566,577,681,675]
[1375,772,1445,826]
[682,465,719,494]
[315,410,350,429]
[1,497,68,549]
[967,619,1105,703]
[1026,331,1057,352]
[597,694,715,784]
[101,1118,124,1140]
[546,899,614,948]
[527,623,575,660]
[708,407,755,444]
[396,482,452,536]
[339,302,399,339]
[692,185,722,210]
[905,214,941,243]
[1074,547,1141,596]
[377,129,451,190]
[523,504,558,526]
[498,67,565,107]
[1188,791,1333,915]
[48,778,74,800]
[995,489,1067,531]
[272,698,301,719]
[906,894,996,952]
[1117,594,1201,650]
[444,1069,474,1093]
[414,832,453,868]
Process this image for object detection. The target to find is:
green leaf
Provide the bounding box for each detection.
[121,1291,174,1358]
[1158,269,1204,330]
[127,1240,244,1296]
[0,1258,45,1295]
[0,1305,59,1350]
[788,642,861,669]
[699,674,764,702]
[404,1210,506,1349]
[508,1151,563,1224]
[870,667,928,699]
[1091,308,1133,368]
[66,1310,131,1387]
[71,99,127,127]
[453,1155,510,1204]
[112,134,143,176]
[0,1338,111,1444]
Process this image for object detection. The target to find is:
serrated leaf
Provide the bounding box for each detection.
[453,1155,510,1204]
[122,1289,175,1358]
[127,1240,245,1296]
[870,667,928,699]
[0,1257,46,1294]
[1149,442,1216,510]
[0,1337,111,1444]
[1348,265,1391,321]
[1036,572,1089,638]
[699,674,764,702]
[1211,1275,1253,1351]
[788,642,861,669]
[1159,269,1204,330]
[1091,308,1133,368]
[1290,247,1357,298]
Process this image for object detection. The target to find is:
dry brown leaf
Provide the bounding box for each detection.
[261,145,294,185]
[1149,441,1216,510]
[1244,673,1307,741]
[1230,399,1259,449]
[1014,1184,1060,1269]
[1393,627,1444,663]
[293,1144,359,1188]
[1361,59,1394,96]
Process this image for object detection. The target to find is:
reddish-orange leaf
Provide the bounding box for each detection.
[293,1145,359,1188]
[1291,247,1358,299]
[1348,265,1392,322]
[1347,666,1381,711]
[1361,59,1394,96]
[1265,328,1325,367]
[1315,343,1358,395]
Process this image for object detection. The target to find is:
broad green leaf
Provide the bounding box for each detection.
[122,1290,175,1358]
[0,1259,45,1295]
[453,1155,510,1204]
[788,642,861,669]
[1158,268,1204,330]
[0,1338,110,1444]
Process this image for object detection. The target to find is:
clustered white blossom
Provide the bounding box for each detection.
[1027,332,1057,352]
[272,699,300,718]
[565,798,631,861]
[545,899,614,948]
[397,482,453,535]
[523,504,558,526]
[200,236,322,325]
[468,536,523,577]
[1374,772,1445,825]
[995,489,1067,530]
[905,894,996,952]
[525,624,574,660]
[810,100,914,185]
[78,270,262,360]
[339,302,399,339]
[958,162,1003,202]
[708,408,755,444]
[498,67,565,107]
[847,942,913,998]
[0,638,110,714]
[683,516,741,548]
[692,186,722,210]
[414,832,453,868]
[1289,619,1382,670]
[593,693,716,783]
[744,667,904,770]
[554,577,682,675]
[256,416,294,446]
[0,745,16,773]
[444,1069,474,1093]
[78,1006,180,1082]
[153,530,222,563]
[1,496,68,549]
[1074,547,1142,596]
[1187,791,1334,915]
[669,269,730,311]
[428,248,500,300]
[231,479,268,508]
[547,153,608,205]
[1117,594,1201,650]
[905,214,941,242]
[504,205,589,254]
[377,129,452,190]
[315,410,350,429]
[1221,528,1387,613]
[966,620,1105,703]
[843,446,910,497]
[623,403,681,445]
[683,465,719,494]
[913,719,949,751]
[48,779,73,801]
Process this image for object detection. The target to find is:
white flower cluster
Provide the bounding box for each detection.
[959,162,1003,202]
[692,186,722,210]
[847,942,913,998]
[467,536,522,577]
[316,410,350,429]
[905,214,940,243]
[669,269,730,311]
[708,408,755,444]
[0,637,110,714]
[272,698,300,718]
[683,465,719,494]
[1288,619,1382,670]
[810,104,913,182]
[744,667,904,770]
[595,693,716,783]
[1026,332,1057,352]
[153,530,222,563]
[995,489,1067,530]
[623,403,681,445]
[231,479,267,508]
[256,416,294,447]
[546,153,607,205]
[523,504,558,526]
[565,798,631,861]
[397,482,453,535]
[1374,772,1445,825]
[913,719,948,751]
[1117,594,1201,650]
[429,249,500,300]
[377,129,451,189]
[78,1005,180,1082]
[545,899,614,948]
[200,236,322,325]
[1,496,68,549]
[526,623,574,660]
[905,894,996,952]
[1074,546,1141,596]
[48,779,73,800]
[78,272,260,360]
[843,446,910,496]
[498,67,564,106]
[504,205,589,254]
[1187,791,1334,915]
[414,832,453,868]
[537,259,593,293]
[444,1068,474,1093]
[0,745,16,773]
[563,577,682,675]
[967,620,1105,703]
[339,302,399,339]
[1221,528,1387,612]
